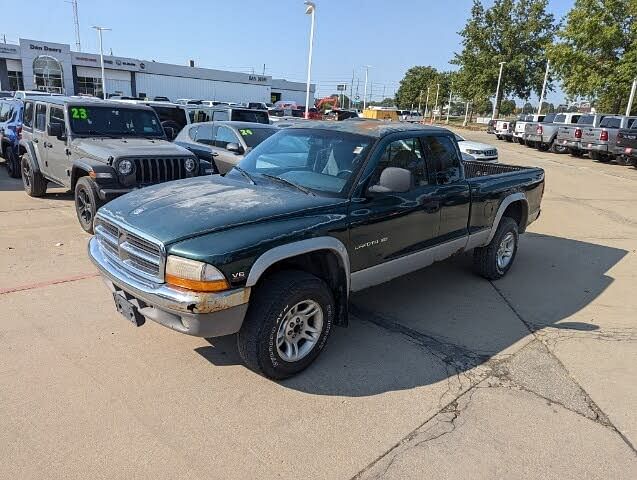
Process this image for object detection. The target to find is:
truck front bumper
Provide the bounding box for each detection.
[89,237,250,337]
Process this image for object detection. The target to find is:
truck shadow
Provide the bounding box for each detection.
[196,233,627,396]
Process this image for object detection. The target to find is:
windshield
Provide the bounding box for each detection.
[237,126,277,147]
[69,106,164,137]
[231,109,269,124]
[235,128,374,196]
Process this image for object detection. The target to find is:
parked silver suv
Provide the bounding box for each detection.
[19,97,200,233]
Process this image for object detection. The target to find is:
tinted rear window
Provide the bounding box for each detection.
[554,114,566,123]
[628,118,636,129]
[577,115,595,125]
[543,113,557,123]
[231,109,269,124]
[600,117,621,128]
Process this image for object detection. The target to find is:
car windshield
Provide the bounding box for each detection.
[237,126,278,147]
[68,106,164,137]
[234,128,374,196]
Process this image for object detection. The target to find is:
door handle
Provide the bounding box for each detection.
[211,151,219,157]
[33,138,38,143]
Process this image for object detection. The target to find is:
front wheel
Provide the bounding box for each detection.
[237,270,335,379]
[21,154,47,197]
[473,217,519,280]
[75,177,103,234]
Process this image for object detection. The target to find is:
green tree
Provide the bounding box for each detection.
[395,67,453,115]
[453,0,557,118]
[500,99,517,115]
[522,102,534,113]
[548,0,637,114]
[368,97,396,107]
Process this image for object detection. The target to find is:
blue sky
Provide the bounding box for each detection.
[3,0,574,104]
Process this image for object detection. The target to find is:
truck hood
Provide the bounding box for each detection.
[71,137,192,160]
[98,175,346,245]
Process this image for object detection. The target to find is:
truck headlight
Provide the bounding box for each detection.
[117,159,134,175]
[165,255,229,292]
[184,158,197,173]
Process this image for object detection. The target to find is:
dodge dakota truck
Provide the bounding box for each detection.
[88,122,544,379]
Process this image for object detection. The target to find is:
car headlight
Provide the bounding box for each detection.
[118,159,134,175]
[184,158,197,173]
[466,149,477,154]
[165,255,229,292]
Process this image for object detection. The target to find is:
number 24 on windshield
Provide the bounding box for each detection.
[71,107,88,120]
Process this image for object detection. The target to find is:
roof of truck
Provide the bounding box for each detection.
[288,120,451,138]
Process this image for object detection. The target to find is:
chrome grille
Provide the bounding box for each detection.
[127,157,193,185]
[94,217,165,282]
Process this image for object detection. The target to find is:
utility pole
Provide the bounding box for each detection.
[303,1,316,119]
[92,26,111,99]
[71,0,81,51]
[418,90,423,113]
[626,78,637,116]
[492,61,506,119]
[2,34,6,44]
[537,60,550,115]
[363,65,371,110]
[463,101,471,126]
[350,68,354,109]
[432,83,440,124]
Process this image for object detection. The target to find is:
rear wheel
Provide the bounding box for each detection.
[569,148,584,157]
[473,217,519,280]
[6,148,21,178]
[74,176,103,234]
[21,153,47,197]
[237,270,335,379]
[517,138,525,145]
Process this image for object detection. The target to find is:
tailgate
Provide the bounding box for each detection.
[582,127,599,142]
[557,126,574,141]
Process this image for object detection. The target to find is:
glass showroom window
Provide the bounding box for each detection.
[76,77,103,98]
[8,71,24,91]
[33,55,64,93]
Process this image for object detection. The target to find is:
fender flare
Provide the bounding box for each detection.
[486,192,529,244]
[246,237,351,293]
[18,140,42,172]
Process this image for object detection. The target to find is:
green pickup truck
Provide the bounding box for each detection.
[89,121,544,379]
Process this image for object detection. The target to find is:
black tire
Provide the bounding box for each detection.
[495,135,502,140]
[74,176,103,234]
[6,148,21,178]
[473,217,519,280]
[569,148,584,158]
[538,142,549,152]
[505,136,513,142]
[517,138,525,145]
[21,153,47,197]
[237,270,335,380]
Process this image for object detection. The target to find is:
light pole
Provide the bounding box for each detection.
[492,61,506,119]
[537,60,550,115]
[92,26,111,99]
[431,83,440,124]
[626,78,637,116]
[424,86,430,119]
[463,101,471,126]
[446,83,453,124]
[417,90,423,113]
[304,1,316,119]
[363,65,371,111]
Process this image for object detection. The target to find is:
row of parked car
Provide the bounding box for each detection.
[489,112,637,166]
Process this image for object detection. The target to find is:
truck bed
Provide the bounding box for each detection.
[463,161,533,178]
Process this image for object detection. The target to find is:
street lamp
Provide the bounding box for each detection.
[446,83,453,124]
[304,1,316,119]
[363,65,372,111]
[492,61,505,119]
[432,83,440,124]
[626,78,637,116]
[424,86,430,119]
[92,26,111,99]
[537,60,550,115]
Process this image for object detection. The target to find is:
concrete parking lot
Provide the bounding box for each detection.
[1,129,636,479]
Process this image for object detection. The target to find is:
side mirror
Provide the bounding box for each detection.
[368,167,412,194]
[163,126,176,140]
[226,142,244,154]
[48,122,66,140]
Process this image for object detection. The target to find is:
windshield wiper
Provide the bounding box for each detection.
[232,166,256,185]
[259,173,315,196]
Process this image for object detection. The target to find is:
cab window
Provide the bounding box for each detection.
[0,102,12,122]
[195,125,214,145]
[49,107,66,135]
[422,135,461,184]
[213,110,229,121]
[35,104,47,131]
[371,137,428,188]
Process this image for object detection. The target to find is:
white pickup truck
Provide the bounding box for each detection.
[514,114,544,145]
[494,120,513,141]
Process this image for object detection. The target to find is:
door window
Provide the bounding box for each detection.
[49,107,66,136]
[215,126,240,148]
[35,104,47,131]
[23,102,34,128]
[370,137,427,189]
[422,135,461,184]
[0,102,12,122]
[213,110,230,121]
[187,125,199,140]
[195,125,214,145]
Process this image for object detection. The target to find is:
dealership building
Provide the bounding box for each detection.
[0,38,315,104]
